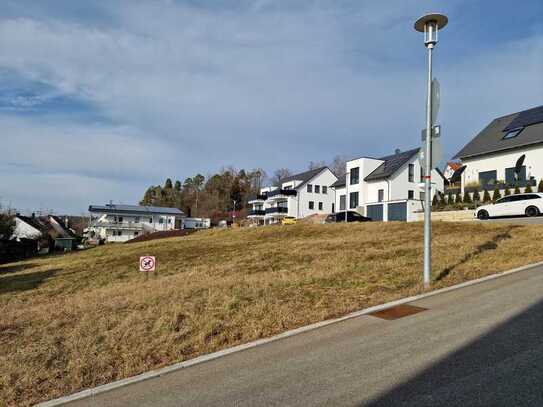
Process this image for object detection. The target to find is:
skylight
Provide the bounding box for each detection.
[502,127,523,140]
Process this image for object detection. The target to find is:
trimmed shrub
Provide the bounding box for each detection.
[455,192,462,204]
[525,184,533,193]
[473,190,481,202]
[504,187,511,196]
[514,185,521,194]
[463,192,472,204]
[538,179,543,193]
[492,188,502,202]
[432,194,439,207]
[482,189,491,203]
[447,192,454,205]
[439,192,446,208]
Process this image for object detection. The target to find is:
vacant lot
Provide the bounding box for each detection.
[1,222,543,406]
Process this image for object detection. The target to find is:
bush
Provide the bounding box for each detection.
[463,192,472,204]
[447,192,454,205]
[455,192,462,204]
[473,190,481,202]
[538,180,543,193]
[514,186,521,194]
[432,194,439,208]
[504,187,511,196]
[525,184,533,193]
[492,188,502,202]
[482,189,491,203]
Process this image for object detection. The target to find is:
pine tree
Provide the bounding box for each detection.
[447,192,454,206]
[538,179,543,193]
[164,178,173,189]
[464,192,472,204]
[432,194,439,208]
[472,190,481,202]
[492,188,502,202]
[482,189,491,203]
[174,180,182,191]
[525,184,533,193]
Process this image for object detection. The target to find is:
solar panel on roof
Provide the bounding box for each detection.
[503,106,543,132]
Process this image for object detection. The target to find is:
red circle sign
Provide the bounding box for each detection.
[139,256,155,272]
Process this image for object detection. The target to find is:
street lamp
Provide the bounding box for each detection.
[414,13,448,287]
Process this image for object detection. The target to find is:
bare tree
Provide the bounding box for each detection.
[271,168,292,186]
[308,160,327,170]
[329,155,348,177]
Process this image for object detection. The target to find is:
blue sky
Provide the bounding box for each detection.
[1,0,542,214]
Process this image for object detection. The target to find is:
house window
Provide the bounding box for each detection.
[349,192,359,209]
[408,164,415,183]
[315,185,320,194]
[322,186,327,194]
[118,216,123,222]
[332,203,335,213]
[420,167,424,182]
[505,166,526,186]
[339,195,346,211]
[502,128,523,140]
[350,167,360,184]
[478,170,497,188]
[420,191,425,201]
[309,201,315,210]
[168,218,172,224]
[318,202,323,210]
[307,184,313,193]
[134,231,139,237]
[149,218,153,223]
[408,190,414,199]
[378,189,384,202]
[159,218,164,224]
[135,217,140,223]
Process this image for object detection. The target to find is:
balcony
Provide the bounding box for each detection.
[266,189,297,201]
[248,194,268,204]
[247,209,266,217]
[265,207,288,215]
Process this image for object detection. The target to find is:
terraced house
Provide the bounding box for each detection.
[455,105,543,195]
[247,167,338,225]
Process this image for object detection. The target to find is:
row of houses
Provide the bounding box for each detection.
[248,104,543,224]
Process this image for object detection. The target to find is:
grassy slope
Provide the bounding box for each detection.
[1,222,543,406]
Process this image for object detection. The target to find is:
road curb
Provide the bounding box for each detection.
[37,260,543,406]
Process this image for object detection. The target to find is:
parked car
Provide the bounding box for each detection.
[325,211,372,223]
[281,217,297,225]
[475,193,543,220]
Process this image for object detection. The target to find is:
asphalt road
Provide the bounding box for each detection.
[67,265,543,407]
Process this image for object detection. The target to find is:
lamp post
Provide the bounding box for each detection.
[414,13,448,287]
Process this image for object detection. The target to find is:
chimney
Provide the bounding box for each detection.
[31,212,35,218]
[395,148,401,155]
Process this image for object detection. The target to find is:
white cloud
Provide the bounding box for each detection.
[0,1,541,212]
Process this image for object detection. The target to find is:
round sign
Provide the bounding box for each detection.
[139,256,156,272]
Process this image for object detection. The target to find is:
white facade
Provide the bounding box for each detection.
[87,204,184,243]
[333,150,444,222]
[182,217,211,229]
[460,144,543,192]
[248,168,338,224]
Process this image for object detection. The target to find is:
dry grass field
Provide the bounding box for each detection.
[1,221,543,406]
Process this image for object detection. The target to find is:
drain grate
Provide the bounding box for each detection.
[369,304,427,320]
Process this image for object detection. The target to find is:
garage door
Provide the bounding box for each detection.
[366,204,384,221]
[388,202,407,221]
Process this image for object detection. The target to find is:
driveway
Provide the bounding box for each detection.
[65,265,543,407]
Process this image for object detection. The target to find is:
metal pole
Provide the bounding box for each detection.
[423,43,433,287]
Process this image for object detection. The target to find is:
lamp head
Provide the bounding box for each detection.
[414,13,448,48]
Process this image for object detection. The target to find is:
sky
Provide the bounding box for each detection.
[1,0,542,214]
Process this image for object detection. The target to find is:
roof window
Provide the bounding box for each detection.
[502,127,523,140]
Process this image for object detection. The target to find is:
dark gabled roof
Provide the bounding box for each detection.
[16,215,46,233]
[281,166,328,185]
[364,148,420,182]
[89,204,184,216]
[455,105,543,160]
[49,215,77,239]
[331,173,346,188]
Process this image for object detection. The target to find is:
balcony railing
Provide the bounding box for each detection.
[265,207,288,214]
[266,189,297,198]
[248,194,268,202]
[248,209,266,216]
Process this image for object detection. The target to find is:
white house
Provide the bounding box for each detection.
[455,105,543,194]
[332,148,444,221]
[248,167,338,225]
[87,204,185,243]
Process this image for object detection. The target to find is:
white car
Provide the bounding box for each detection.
[476,193,543,220]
